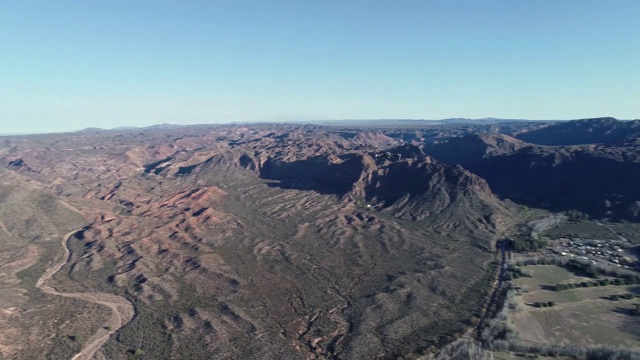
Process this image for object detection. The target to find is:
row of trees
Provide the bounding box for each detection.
[514,256,640,284]
[553,277,636,291]
[435,337,640,360]
[609,293,636,301]
[533,301,556,308]
[563,258,599,277]
[504,265,533,281]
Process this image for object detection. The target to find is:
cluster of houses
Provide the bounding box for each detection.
[550,238,638,269]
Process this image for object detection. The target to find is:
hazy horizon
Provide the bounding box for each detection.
[3,116,638,136]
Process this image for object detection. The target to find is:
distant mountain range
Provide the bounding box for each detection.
[515,117,640,145]
[4,117,638,137]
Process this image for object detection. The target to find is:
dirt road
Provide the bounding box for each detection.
[595,220,631,242]
[36,229,135,360]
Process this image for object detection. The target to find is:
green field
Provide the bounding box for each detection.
[510,264,640,350]
[513,296,640,348]
[515,265,588,289]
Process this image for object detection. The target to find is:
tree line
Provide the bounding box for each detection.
[553,276,639,291]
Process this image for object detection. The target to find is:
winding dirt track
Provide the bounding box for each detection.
[36,229,135,360]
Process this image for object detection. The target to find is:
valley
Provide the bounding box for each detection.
[0,118,638,359]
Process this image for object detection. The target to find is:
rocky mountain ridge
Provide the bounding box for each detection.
[515,117,640,145]
[423,119,640,220]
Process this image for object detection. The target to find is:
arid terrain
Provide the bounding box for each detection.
[0,118,638,359]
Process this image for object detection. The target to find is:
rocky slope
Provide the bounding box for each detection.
[423,120,640,221]
[423,133,529,168]
[352,157,508,231]
[0,124,522,359]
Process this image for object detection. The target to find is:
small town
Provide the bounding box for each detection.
[549,237,638,270]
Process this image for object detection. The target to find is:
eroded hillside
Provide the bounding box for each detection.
[0,124,523,359]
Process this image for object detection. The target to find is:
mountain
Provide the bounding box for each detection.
[438,117,542,124]
[0,124,523,359]
[261,149,512,234]
[423,121,640,221]
[515,117,640,145]
[423,133,529,168]
[476,143,640,219]
[351,155,509,231]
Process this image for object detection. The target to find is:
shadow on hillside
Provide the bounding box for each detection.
[259,154,363,196]
[467,153,640,223]
[618,310,640,341]
[613,307,636,316]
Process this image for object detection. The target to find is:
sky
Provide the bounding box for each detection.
[1,0,639,134]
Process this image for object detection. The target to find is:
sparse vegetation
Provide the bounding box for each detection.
[2,122,639,359]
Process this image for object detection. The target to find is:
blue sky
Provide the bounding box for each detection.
[1,0,639,133]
